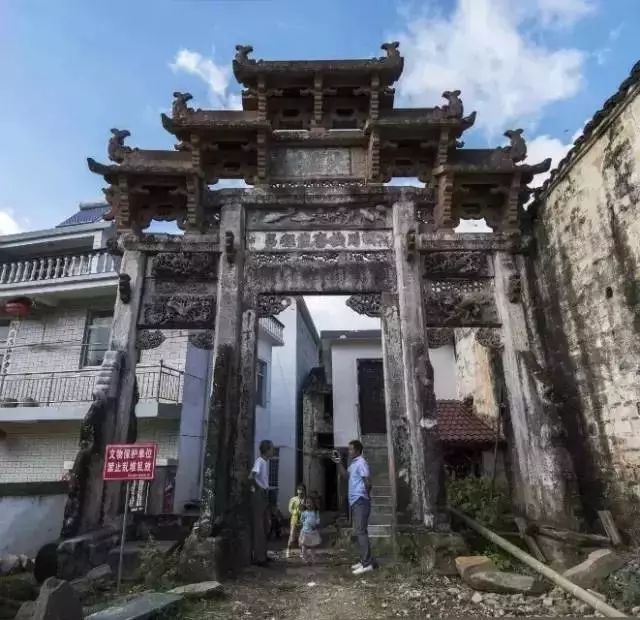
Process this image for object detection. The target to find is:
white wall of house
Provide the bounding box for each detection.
[267,299,319,513]
[254,336,274,456]
[0,493,67,556]
[329,338,458,447]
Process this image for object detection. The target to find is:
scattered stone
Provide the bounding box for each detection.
[32,577,83,619]
[57,529,120,581]
[471,592,483,604]
[85,593,183,619]
[168,581,223,599]
[455,556,496,580]
[471,570,549,595]
[413,532,468,575]
[0,554,21,575]
[563,549,626,589]
[631,605,640,616]
[542,597,554,607]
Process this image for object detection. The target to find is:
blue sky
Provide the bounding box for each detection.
[0,0,638,234]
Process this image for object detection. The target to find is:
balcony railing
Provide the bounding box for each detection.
[0,362,183,407]
[259,316,284,344]
[0,251,115,285]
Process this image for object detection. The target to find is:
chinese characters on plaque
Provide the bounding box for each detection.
[103,443,157,481]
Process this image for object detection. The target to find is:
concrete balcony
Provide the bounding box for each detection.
[0,363,184,422]
[0,251,117,302]
[258,316,285,346]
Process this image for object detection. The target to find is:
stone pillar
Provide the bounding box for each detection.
[380,293,411,522]
[494,251,577,530]
[196,202,251,572]
[173,338,213,513]
[392,197,444,528]
[103,248,146,520]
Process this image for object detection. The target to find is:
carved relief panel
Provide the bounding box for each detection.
[424,279,499,327]
[138,250,220,330]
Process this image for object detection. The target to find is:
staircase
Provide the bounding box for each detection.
[361,434,393,538]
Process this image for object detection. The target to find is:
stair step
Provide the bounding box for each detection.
[368,524,392,538]
[369,514,393,526]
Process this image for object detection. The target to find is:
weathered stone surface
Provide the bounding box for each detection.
[32,578,83,620]
[57,529,120,581]
[85,592,183,620]
[71,564,113,599]
[168,581,223,599]
[106,541,174,582]
[466,570,549,595]
[176,536,221,584]
[400,532,469,575]
[15,601,35,620]
[455,555,496,580]
[563,549,626,589]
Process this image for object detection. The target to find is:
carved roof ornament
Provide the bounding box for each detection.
[172,92,193,118]
[235,44,254,63]
[427,328,453,348]
[136,329,166,350]
[380,41,400,58]
[501,129,527,163]
[188,330,215,350]
[441,90,463,118]
[257,294,292,318]
[475,327,503,350]
[108,128,132,163]
[346,294,381,317]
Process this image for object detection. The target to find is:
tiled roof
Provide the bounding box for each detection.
[56,203,109,228]
[437,399,499,445]
[532,59,640,204]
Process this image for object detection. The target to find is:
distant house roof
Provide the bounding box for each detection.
[437,399,500,446]
[56,202,110,228]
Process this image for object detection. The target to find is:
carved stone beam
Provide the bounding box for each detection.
[257,295,292,318]
[136,329,166,350]
[369,73,380,121]
[346,294,381,318]
[188,330,215,350]
[475,327,503,350]
[433,170,455,230]
[427,328,453,348]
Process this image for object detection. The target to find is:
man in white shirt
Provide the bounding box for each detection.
[249,439,274,566]
[332,439,374,575]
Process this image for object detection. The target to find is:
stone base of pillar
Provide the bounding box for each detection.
[177,534,224,583]
[396,526,469,576]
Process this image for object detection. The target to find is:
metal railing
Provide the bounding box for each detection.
[258,316,284,343]
[0,362,183,407]
[0,251,115,285]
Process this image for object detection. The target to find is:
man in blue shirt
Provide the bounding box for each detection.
[332,439,374,575]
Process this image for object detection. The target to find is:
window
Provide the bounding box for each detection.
[268,447,280,504]
[256,359,268,407]
[82,311,112,367]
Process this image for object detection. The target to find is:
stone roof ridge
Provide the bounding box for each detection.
[532,58,640,205]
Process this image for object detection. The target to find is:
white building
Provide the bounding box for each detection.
[259,298,320,513]
[0,203,286,555]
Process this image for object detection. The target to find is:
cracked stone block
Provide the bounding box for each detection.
[563,549,626,589]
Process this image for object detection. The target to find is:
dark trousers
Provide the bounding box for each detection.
[251,488,269,563]
[351,497,372,567]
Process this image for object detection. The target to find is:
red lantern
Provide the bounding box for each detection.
[4,298,32,317]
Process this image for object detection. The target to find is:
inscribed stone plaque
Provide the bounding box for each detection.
[269,146,366,179]
[247,230,392,251]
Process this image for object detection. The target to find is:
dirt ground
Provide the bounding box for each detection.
[178,547,599,619]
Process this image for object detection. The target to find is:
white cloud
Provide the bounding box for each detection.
[170,49,242,110]
[395,0,587,137]
[304,296,380,332]
[0,211,21,235]
[526,123,585,187]
[532,0,596,27]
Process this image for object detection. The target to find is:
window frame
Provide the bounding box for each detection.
[256,358,268,407]
[81,310,113,368]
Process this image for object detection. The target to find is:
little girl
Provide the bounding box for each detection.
[299,497,321,564]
